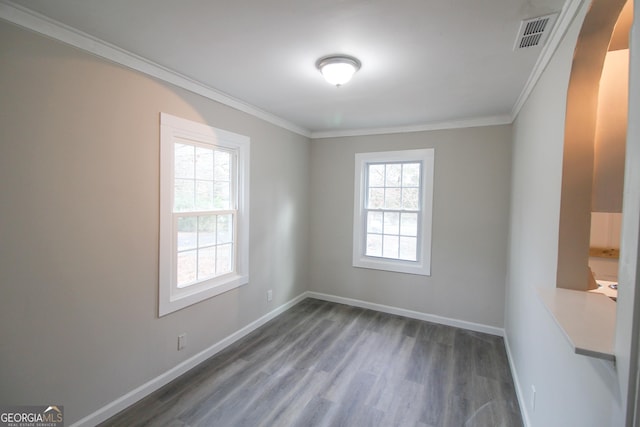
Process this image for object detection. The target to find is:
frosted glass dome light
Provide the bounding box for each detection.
[316,55,361,87]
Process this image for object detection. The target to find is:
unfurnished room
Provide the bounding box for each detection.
[1,0,639,426]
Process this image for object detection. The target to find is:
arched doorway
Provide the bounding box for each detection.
[558,0,640,424]
[556,0,629,291]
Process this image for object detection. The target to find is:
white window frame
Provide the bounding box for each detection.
[159,113,250,316]
[353,148,434,276]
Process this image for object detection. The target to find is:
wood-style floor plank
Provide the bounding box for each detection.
[100,299,523,427]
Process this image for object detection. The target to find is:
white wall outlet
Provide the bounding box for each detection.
[531,385,536,412]
[178,333,186,351]
[267,289,273,302]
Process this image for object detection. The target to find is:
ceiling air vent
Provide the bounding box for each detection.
[514,13,558,50]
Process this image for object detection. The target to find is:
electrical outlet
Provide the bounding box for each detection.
[267,289,273,302]
[531,385,536,412]
[178,333,186,351]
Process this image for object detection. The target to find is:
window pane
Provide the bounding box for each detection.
[368,188,384,209]
[366,233,382,257]
[402,163,421,187]
[214,182,231,210]
[195,147,214,180]
[174,144,194,179]
[368,164,385,187]
[402,188,420,210]
[195,180,214,211]
[216,243,233,275]
[174,179,195,212]
[217,214,233,244]
[177,250,197,287]
[177,216,197,251]
[383,212,400,235]
[198,247,216,279]
[383,235,399,258]
[198,215,216,247]
[385,188,402,209]
[400,213,418,236]
[399,236,417,261]
[385,164,402,187]
[354,149,433,276]
[215,150,231,181]
[367,211,383,233]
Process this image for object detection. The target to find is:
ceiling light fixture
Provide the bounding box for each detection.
[316,55,361,87]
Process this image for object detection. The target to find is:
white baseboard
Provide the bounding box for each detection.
[306,291,504,336]
[70,292,308,427]
[73,290,505,426]
[503,331,531,427]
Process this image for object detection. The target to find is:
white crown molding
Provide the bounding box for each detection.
[0,1,311,138]
[0,0,583,141]
[510,0,586,120]
[310,114,513,139]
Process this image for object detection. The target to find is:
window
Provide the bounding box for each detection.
[159,113,249,316]
[353,149,434,276]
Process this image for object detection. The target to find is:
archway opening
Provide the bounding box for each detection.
[556,0,631,292]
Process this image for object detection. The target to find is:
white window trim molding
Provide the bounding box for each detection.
[352,148,434,276]
[159,113,250,317]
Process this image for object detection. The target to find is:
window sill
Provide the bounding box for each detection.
[353,257,431,276]
[537,287,616,362]
[159,274,248,317]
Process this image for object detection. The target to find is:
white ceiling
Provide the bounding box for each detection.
[4,0,566,136]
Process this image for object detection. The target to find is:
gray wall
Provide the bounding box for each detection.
[0,21,310,424]
[505,1,625,425]
[7,1,638,424]
[309,126,512,329]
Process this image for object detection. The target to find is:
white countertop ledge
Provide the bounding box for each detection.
[537,287,616,362]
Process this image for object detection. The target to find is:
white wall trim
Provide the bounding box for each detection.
[69,292,308,427]
[307,291,504,336]
[70,290,507,425]
[310,114,512,140]
[0,1,311,138]
[510,0,585,120]
[503,331,532,427]
[0,0,585,141]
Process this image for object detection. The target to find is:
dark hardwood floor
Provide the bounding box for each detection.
[100,298,523,427]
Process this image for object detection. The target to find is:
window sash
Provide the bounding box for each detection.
[171,139,239,290]
[173,141,237,214]
[173,210,238,288]
[159,112,250,317]
[352,148,434,276]
[363,208,422,262]
[362,160,424,263]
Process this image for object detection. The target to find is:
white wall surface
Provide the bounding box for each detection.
[505,1,625,425]
[0,21,310,424]
[309,126,512,329]
[614,0,640,421]
[593,49,629,213]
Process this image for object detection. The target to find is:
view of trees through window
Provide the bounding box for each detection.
[173,142,235,287]
[365,162,421,261]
